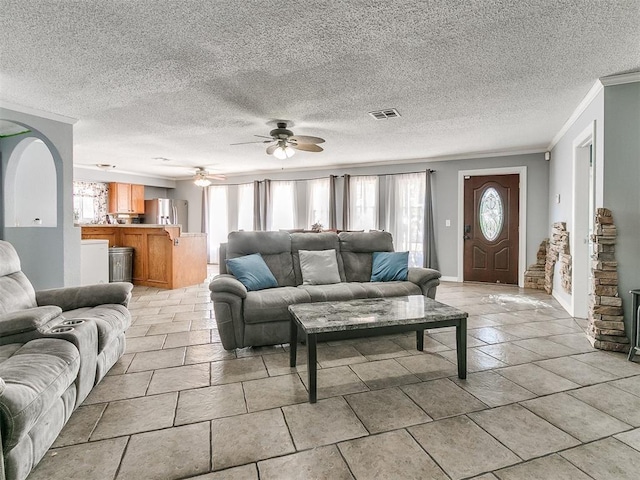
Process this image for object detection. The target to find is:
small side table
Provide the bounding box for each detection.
[629,289,640,362]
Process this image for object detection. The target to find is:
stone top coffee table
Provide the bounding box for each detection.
[289,295,468,403]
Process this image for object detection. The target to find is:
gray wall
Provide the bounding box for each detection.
[603,82,640,336]
[0,107,79,288]
[177,152,549,279]
[549,89,605,310]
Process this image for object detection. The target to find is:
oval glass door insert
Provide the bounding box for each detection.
[479,187,503,241]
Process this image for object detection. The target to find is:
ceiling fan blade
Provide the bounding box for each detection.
[291,143,323,152]
[206,174,226,180]
[266,144,278,155]
[254,135,274,140]
[289,135,325,144]
[230,140,271,145]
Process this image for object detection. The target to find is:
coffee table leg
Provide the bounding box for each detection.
[416,329,424,351]
[289,316,297,367]
[307,334,317,403]
[456,317,467,379]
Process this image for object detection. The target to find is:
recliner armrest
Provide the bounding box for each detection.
[36,282,133,311]
[209,274,247,299]
[0,306,63,337]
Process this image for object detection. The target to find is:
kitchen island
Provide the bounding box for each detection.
[81,225,207,289]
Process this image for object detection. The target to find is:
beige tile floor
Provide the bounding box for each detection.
[28,269,640,480]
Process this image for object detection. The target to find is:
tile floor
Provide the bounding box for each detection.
[28,271,640,480]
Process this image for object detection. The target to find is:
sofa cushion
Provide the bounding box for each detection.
[244,287,311,324]
[299,250,341,285]
[339,231,394,282]
[360,281,422,298]
[371,251,409,282]
[298,283,369,302]
[62,304,131,353]
[0,338,80,449]
[226,253,278,291]
[227,231,296,287]
[291,232,346,284]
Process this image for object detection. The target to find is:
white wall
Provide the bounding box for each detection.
[12,139,57,227]
[178,152,549,279]
[549,88,604,313]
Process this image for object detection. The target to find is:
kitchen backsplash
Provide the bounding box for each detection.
[73,181,108,224]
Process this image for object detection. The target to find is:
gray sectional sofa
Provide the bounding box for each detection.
[0,240,132,480]
[210,231,441,350]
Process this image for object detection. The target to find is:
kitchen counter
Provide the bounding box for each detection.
[81,225,207,289]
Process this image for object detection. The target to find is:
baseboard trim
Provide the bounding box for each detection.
[440,276,460,283]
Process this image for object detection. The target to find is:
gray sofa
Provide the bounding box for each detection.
[0,240,132,480]
[210,231,441,350]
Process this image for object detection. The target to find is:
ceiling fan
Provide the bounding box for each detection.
[192,167,225,187]
[231,122,325,159]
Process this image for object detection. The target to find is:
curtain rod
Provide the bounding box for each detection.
[212,169,435,187]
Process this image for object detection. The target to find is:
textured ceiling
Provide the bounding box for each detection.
[1,1,639,179]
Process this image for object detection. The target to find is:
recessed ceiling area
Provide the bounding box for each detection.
[0,1,639,179]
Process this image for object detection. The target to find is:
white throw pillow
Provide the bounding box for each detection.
[299,249,341,285]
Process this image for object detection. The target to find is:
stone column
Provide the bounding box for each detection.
[587,208,628,352]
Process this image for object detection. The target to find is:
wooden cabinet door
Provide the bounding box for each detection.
[131,184,145,214]
[108,183,132,213]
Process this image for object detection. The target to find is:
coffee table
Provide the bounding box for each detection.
[289,295,468,403]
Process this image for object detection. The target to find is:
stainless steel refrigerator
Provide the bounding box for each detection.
[144,199,188,230]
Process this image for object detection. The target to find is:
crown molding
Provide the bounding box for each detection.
[0,100,78,125]
[218,146,547,179]
[547,80,603,151]
[600,71,640,86]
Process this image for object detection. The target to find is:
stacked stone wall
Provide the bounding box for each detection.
[587,208,628,352]
[524,239,548,290]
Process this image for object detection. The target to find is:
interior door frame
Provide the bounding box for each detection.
[570,121,596,318]
[457,166,527,287]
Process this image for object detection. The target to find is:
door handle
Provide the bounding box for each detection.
[464,224,471,240]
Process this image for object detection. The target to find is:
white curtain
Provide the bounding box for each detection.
[269,180,296,230]
[207,185,228,264]
[237,183,254,231]
[349,175,378,231]
[306,177,330,229]
[385,173,425,267]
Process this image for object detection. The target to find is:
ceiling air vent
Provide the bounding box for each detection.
[368,108,401,120]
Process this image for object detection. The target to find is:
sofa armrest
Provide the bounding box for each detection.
[0,306,62,337]
[209,274,247,299]
[408,267,441,299]
[36,282,133,311]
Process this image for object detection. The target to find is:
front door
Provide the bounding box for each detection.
[463,174,519,284]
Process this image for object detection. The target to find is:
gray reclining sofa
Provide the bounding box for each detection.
[210,230,441,350]
[0,240,132,480]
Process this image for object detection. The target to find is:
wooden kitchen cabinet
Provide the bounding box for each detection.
[108,183,145,214]
[81,225,207,289]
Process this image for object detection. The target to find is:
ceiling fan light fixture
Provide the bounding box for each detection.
[273,144,295,160]
[194,175,212,187]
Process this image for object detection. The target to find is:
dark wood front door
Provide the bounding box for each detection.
[464,174,519,284]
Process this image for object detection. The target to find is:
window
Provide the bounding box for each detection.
[270,181,297,230]
[479,187,503,241]
[207,185,228,263]
[237,183,254,231]
[306,177,330,229]
[349,176,378,231]
[385,173,425,267]
[73,182,108,224]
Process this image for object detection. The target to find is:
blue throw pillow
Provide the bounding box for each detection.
[226,253,278,291]
[371,251,409,282]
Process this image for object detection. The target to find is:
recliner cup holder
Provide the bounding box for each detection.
[62,319,85,326]
[51,326,74,333]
